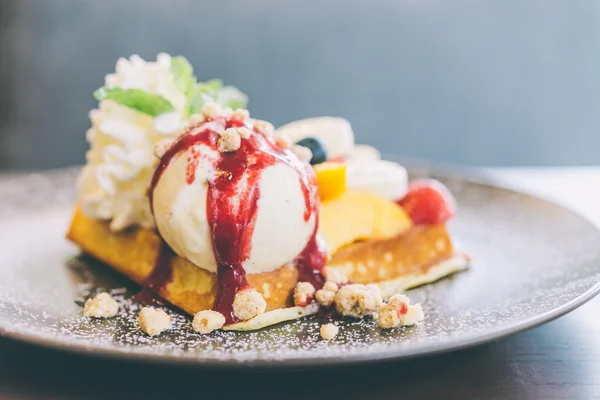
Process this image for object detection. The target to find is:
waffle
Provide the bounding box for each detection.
[67,205,467,323]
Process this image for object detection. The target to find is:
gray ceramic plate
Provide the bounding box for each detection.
[0,164,599,367]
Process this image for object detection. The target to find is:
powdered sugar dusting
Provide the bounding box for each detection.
[0,167,599,365]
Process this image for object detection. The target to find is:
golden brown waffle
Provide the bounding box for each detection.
[67,206,457,316]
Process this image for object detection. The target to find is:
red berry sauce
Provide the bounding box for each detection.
[134,241,175,305]
[294,226,328,289]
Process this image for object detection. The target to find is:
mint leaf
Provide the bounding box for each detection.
[93,87,174,116]
[188,81,219,115]
[204,79,223,92]
[188,90,211,116]
[170,56,196,95]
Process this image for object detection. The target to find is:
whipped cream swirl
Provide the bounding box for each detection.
[77,54,186,231]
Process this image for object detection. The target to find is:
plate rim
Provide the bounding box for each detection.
[0,163,599,368]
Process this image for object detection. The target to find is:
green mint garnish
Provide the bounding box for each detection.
[93,87,175,117]
[93,55,248,118]
[188,80,248,115]
[215,86,248,111]
[170,56,196,95]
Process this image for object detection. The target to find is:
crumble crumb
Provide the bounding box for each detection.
[154,138,175,159]
[293,282,316,307]
[189,113,205,125]
[192,310,226,334]
[400,303,424,326]
[236,127,252,139]
[275,135,291,149]
[202,102,227,120]
[320,323,339,340]
[254,120,275,137]
[388,293,410,308]
[83,292,118,318]
[232,289,266,321]
[316,290,336,307]
[334,284,382,318]
[315,281,339,307]
[218,128,242,152]
[323,267,349,285]
[291,145,313,162]
[377,294,425,329]
[138,307,171,336]
[323,281,339,292]
[231,108,250,121]
[378,305,400,329]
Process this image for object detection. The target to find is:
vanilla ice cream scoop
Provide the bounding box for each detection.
[150,105,320,276]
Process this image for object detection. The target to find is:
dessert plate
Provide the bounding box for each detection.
[0,163,599,367]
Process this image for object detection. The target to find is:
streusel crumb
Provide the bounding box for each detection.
[315,281,339,307]
[292,145,313,162]
[192,310,226,334]
[275,135,291,149]
[154,138,175,159]
[236,127,252,139]
[293,282,316,307]
[316,290,335,307]
[218,128,242,152]
[377,294,425,329]
[378,304,400,329]
[388,294,410,308]
[231,108,250,121]
[138,307,171,336]
[323,267,349,285]
[320,323,339,340]
[83,292,118,318]
[254,120,275,137]
[323,281,339,292]
[189,113,205,125]
[202,102,226,120]
[232,289,266,321]
[400,303,425,326]
[334,284,382,318]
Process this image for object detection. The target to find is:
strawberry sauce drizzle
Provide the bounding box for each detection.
[134,241,175,305]
[149,116,326,323]
[295,224,327,289]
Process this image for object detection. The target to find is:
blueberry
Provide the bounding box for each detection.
[296,137,327,165]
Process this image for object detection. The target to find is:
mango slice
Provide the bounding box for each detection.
[319,191,413,254]
[314,162,347,201]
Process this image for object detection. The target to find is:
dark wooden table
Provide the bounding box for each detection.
[1,169,599,399]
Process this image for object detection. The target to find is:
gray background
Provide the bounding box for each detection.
[0,0,599,170]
